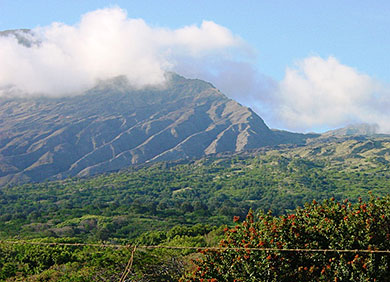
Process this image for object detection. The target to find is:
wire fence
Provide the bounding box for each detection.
[1,240,390,254]
[2,239,390,281]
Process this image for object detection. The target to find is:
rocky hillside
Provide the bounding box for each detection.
[0,74,312,185]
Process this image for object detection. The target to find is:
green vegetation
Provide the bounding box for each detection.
[2,197,389,281]
[1,137,389,240]
[0,137,389,280]
[187,196,390,281]
[0,224,220,281]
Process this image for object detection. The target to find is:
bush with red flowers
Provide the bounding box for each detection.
[184,196,390,281]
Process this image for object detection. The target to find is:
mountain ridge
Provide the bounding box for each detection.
[0,74,315,185]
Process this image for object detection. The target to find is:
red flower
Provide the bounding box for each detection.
[233,216,240,222]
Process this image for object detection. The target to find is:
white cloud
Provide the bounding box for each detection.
[0,7,243,96]
[268,56,390,133]
[2,8,389,133]
[174,57,276,104]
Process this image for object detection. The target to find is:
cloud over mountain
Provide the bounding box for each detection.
[177,54,390,134]
[271,56,390,133]
[0,7,243,96]
[1,8,389,133]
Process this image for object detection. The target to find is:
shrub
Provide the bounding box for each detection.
[185,196,390,281]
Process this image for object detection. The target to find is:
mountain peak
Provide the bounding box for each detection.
[322,123,379,137]
[0,29,36,47]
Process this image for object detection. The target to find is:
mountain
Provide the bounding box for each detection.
[0,74,313,185]
[0,29,36,47]
[322,123,380,137]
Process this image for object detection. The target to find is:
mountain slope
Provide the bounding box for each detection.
[0,74,311,185]
[321,123,379,137]
[1,135,390,240]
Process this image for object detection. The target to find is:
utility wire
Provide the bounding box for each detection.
[1,240,390,254]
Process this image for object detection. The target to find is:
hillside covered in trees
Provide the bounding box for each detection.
[1,136,390,240]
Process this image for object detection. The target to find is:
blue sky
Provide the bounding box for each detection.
[1,1,390,132]
[1,0,389,80]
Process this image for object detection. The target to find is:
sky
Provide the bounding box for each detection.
[0,0,390,133]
